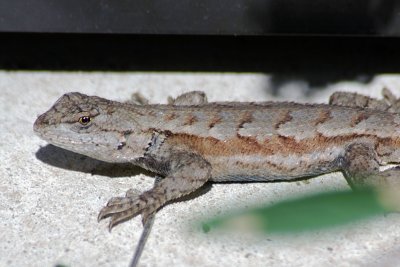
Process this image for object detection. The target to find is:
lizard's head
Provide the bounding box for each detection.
[34,92,148,163]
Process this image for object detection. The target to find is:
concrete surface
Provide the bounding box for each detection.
[1,71,400,267]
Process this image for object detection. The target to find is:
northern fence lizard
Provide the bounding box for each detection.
[34,89,400,230]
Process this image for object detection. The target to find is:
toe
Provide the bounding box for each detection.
[108,208,139,231]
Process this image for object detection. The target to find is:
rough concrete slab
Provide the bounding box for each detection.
[1,71,400,267]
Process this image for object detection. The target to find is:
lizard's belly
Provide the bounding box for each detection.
[207,148,343,182]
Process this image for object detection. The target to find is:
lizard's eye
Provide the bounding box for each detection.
[78,116,91,125]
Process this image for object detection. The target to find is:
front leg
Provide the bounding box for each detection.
[168,91,208,105]
[98,152,212,230]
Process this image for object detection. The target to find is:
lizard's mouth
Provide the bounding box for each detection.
[33,114,72,147]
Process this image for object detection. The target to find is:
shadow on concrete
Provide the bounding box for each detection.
[35,144,213,202]
[35,144,148,178]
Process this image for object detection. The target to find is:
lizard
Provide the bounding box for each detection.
[33,89,400,231]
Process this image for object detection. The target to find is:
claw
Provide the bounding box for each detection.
[98,204,128,221]
[98,208,108,222]
[106,196,127,205]
[98,197,143,224]
[99,192,136,222]
[106,197,132,206]
[98,180,166,230]
[108,208,138,231]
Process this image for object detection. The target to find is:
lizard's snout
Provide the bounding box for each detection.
[33,113,49,133]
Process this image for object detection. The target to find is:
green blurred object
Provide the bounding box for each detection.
[203,189,389,234]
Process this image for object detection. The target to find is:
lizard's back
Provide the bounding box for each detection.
[131,102,400,181]
[35,92,400,232]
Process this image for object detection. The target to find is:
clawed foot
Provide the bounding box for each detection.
[98,189,158,231]
[98,153,211,232]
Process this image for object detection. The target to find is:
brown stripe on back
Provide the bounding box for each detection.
[374,136,400,158]
[208,116,222,129]
[183,114,198,126]
[164,112,178,121]
[313,109,332,126]
[235,133,262,149]
[274,110,293,130]
[147,110,157,117]
[164,132,400,158]
[166,133,273,156]
[350,112,370,127]
[237,111,254,129]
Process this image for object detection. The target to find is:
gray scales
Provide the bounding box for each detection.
[34,89,400,229]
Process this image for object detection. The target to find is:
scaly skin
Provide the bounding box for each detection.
[34,89,400,230]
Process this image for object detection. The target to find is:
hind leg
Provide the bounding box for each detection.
[342,142,400,190]
[329,88,400,112]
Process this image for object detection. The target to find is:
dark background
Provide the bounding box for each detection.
[2,0,399,35]
[1,0,400,86]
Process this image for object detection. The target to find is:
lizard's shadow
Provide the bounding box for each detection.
[35,144,212,200]
[35,144,145,177]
